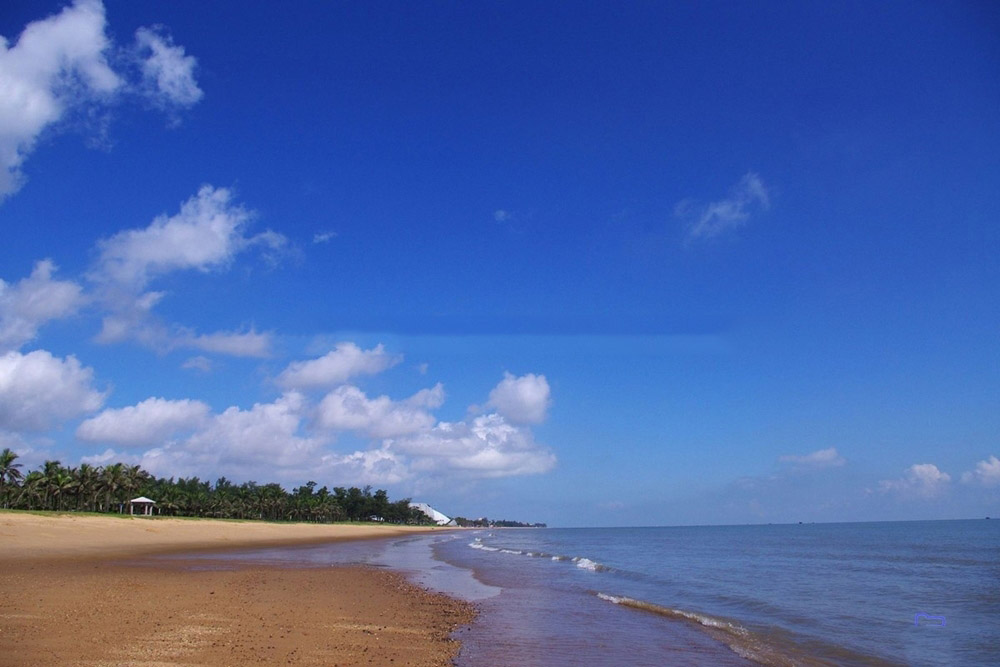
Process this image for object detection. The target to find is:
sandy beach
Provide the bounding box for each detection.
[0,512,475,665]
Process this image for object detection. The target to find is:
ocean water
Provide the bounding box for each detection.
[175,519,1000,666]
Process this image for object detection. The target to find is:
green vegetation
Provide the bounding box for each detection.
[0,448,433,524]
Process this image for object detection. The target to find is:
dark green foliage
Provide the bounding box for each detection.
[0,450,432,525]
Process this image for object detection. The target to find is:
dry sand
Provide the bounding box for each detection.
[0,512,475,666]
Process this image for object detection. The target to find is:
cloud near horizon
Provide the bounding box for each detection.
[879,463,952,499]
[71,367,556,486]
[961,455,1000,487]
[0,349,105,432]
[780,447,846,469]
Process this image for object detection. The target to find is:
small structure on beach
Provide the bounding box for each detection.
[129,496,156,516]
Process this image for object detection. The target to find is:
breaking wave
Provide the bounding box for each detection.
[468,537,609,572]
[596,593,818,666]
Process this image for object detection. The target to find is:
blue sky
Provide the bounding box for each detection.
[1,0,998,526]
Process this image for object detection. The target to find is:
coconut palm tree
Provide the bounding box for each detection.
[15,471,45,509]
[41,460,63,510]
[49,471,77,511]
[0,448,24,509]
[101,463,126,512]
[122,464,149,503]
[74,464,101,512]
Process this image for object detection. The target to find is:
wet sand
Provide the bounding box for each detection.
[0,512,475,666]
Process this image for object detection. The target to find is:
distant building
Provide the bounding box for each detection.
[409,502,456,526]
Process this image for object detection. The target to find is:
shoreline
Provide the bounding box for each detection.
[0,512,476,665]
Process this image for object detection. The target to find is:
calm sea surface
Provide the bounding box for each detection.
[180,519,1000,666]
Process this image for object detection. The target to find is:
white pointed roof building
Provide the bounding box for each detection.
[409,502,455,526]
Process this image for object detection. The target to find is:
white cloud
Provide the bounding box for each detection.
[81,447,135,466]
[486,372,551,424]
[405,383,445,409]
[277,342,402,391]
[315,447,409,486]
[312,231,336,244]
[316,384,438,439]
[0,349,105,431]
[184,328,272,358]
[126,393,408,486]
[89,186,284,356]
[0,0,121,201]
[961,455,1000,487]
[181,355,212,372]
[779,447,846,469]
[681,172,770,241]
[387,413,557,478]
[0,259,84,351]
[93,185,257,288]
[136,392,324,480]
[493,210,510,222]
[134,26,202,110]
[879,463,951,498]
[76,396,210,447]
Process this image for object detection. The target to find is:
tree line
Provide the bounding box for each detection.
[453,516,547,528]
[0,448,434,524]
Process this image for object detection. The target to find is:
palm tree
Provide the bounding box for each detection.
[41,460,63,510]
[0,448,24,509]
[101,463,125,512]
[122,464,149,503]
[74,464,101,512]
[49,471,77,511]
[15,471,45,509]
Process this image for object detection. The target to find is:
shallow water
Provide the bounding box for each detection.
[174,519,1000,665]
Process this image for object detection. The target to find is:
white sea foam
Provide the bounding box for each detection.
[573,557,602,571]
[468,539,500,552]
[593,592,783,663]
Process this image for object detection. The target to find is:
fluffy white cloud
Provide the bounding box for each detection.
[76,396,210,447]
[779,447,846,469]
[89,186,284,356]
[0,260,84,351]
[0,0,121,201]
[486,372,551,424]
[961,455,1000,487]
[406,383,445,409]
[134,26,202,109]
[278,343,402,390]
[681,172,769,241]
[0,349,104,430]
[316,385,438,438]
[879,463,951,498]
[314,447,409,486]
[387,413,556,478]
[135,392,324,479]
[93,185,262,288]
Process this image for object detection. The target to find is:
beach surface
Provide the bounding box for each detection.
[0,512,475,666]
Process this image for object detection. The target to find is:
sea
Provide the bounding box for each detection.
[179,519,1000,666]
